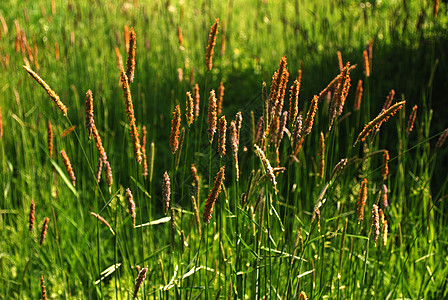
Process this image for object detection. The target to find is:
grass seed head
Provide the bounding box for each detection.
[163,171,171,214]
[354,79,363,111]
[40,274,48,300]
[126,188,136,226]
[205,18,219,71]
[382,150,389,181]
[29,199,35,232]
[104,160,113,192]
[142,125,148,177]
[170,104,181,154]
[208,90,217,143]
[218,115,227,157]
[193,83,200,117]
[186,91,194,127]
[40,217,49,245]
[85,90,94,137]
[372,204,380,245]
[363,49,370,77]
[133,267,148,298]
[406,105,418,135]
[95,157,103,183]
[47,120,53,158]
[357,179,368,223]
[217,81,224,116]
[60,150,76,186]
[126,27,136,83]
[202,166,225,223]
[382,184,388,208]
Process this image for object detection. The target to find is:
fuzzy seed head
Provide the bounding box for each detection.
[133,267,148,298]
[202,166,225,223]
[170,104,181,153]
[60,150,76,186]
[126,188,136,226]
[40,217,49,245]
[205,19,219,71]
[382,150,389,181]
[357,179,367,223]
[207,90,217,143]
[162,171,171,214]
[372,204,380,245]
[126,27,136,83]
[29,199,35,232]
[186,91,194,127]
[47,120,53,158]
[218,116,227,157]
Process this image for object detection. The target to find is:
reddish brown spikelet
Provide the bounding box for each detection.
[372,204,380,245]
[40,217,49,245]
[269,55,288,115]
[255,116,264,145]
[61,125,76,138]
[406,105,418,135]
[303,95,319,136]
[363,50,370,77]
[193,83,200,117]
[337,50,343,71]
[205,18,219,71]
[104,160,113,191]
[292,114,302,147]
[124,25,130,53]
[435,128,448,150]
[90,211,115,235]
[126,188,136,226]
[275,68,289,117]
[170,104,181,153]
[191,164,199,187]
[382,184,388,208]
[142,125,148,177]
[434,0,439,17]
[186,91,194,127]
[276,111,288,146]
[300,291,308,300]
[329,63,351,129]
[162,171,171,214]
[354,79,363,111]
[217,81,225,116]
[85,90,94,137]
[120,67,142,163]
[60,150,76,186]
[208,90,217,143]
[0,14,8,36]
[126,27,136,83]
[177,25,184,46]
[318,132,325,178]
[91,125,107,162]
[382,89,395,111]
[23,65,68,116]
[133,267,148,298]
[357,179,367,223]
[40,274,48,300]
[29,199,35,232]
[288,70,302,127]
[382,150,389,181]
[202,166,225,223]
[354,101,406,146]
[218,116,227,157]
[95,158,103,183]
[47,120,53,158]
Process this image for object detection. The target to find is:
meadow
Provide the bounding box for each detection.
[1,0,448,299]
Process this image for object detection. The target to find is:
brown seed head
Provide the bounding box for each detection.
[363,50,370,77]
[254,144,277,192]
[141,125,148,177]
[354,79,363,111]
[337,50,343,71]
[303,95,319,136]
[126,188,136,226]
[40,274,48,300]
[90,211,115,235]
[104,160,113,192]
[133,267,148,298]
[288,70,302,127]
[91,124,107,163]
[170,104,181,153]
[47,120,53,158]
[29,199,35,232]
[40,217,49,245]
[357,179,367,223]
[85,90,94,137]
[269,55,287,116]
[193,83,200,117]
[382,150,389,181]
[191,164,199,187]
[382,184,388,208]
[126,27,136,82]
[186,91,194,127]
[114,46,123,69]
[205,18,219,71]
[372,204,380,245]
[162,171,171,214]
[406,105,418,135]
[202,166,225,223]
[207,90,217,143]
[299,291,308,300]
[218,116,227,157]
[120,67,142,163]
[318,132,325,178]
[354,101,406,147]
[95,157,103,183]
[229,120,240,181]
[23,65,67,116]
[217,81,225,116]
[436,128,448,150]
[177,25,184,46]
[434,0,439,17]
[60,150,76,186]
[382,89,395,111]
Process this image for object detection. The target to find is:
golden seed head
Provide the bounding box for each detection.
[218,116,227,157]
[357,179,368,223]
[202,166,225,223]
[186,91,194,127]
[406,105,418,135]
[205,18,219,71]
[217,81,225,116]
[60,150,76,186]
[363,49,370,77]
[162,171,171,214]
[208,90,217,143]
[382,150,389,181]
[372,204,380,245]
[40,217,50,246]
[354,79,363,111]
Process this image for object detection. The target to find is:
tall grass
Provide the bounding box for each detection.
[0,0,447,299]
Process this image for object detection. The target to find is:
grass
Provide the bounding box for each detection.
[1,0,448,299]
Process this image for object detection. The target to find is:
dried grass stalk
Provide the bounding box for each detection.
[202,166,225,223]
[354,100,406,146]
[23,65,67,116]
